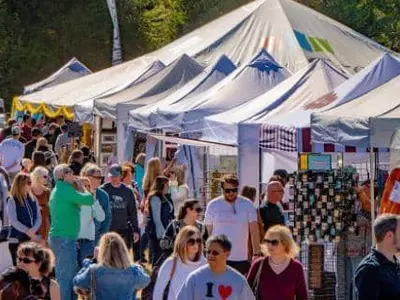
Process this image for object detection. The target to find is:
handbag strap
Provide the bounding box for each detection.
[252,258,265,293]
[91,268,96,300]
[169,257,177,281]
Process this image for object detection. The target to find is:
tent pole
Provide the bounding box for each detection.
[369,146,376,244]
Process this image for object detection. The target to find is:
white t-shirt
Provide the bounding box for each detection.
[153,256,207,300]
[0,138,24,173]
[204,196,257,261]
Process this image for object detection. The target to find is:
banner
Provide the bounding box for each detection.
[106,0,122,65]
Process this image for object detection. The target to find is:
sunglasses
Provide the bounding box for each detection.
[43,175,48,179]
[187,238,202,246]
[264,239,280,246]
[223,188,238,194]
[206,249,221,256]
[18,257,37,264]
[193,207,203,213]
[90,175,103,180]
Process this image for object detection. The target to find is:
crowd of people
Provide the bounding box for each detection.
[0,114,399,300]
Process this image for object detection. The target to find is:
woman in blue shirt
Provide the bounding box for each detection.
[73,232,150,300]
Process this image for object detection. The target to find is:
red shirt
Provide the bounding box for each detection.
[247,257,308,300]
[21,124,32,141]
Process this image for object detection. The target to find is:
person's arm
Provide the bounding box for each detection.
[151,196,166,239]
[72,262,93,290]
[71,189,94,206]
[248,205,261,256]
[239,279,256,300]
[354,265,380,300]
[92,200,105,222]
[128,189,139,234]
[31,199,42,233]
[7,197,31,233]
[295,264,309,300]
[152,258,173,300]
[131,264,150,290]
[49,279,61,300]
[204,204,213,236]
[98,191,111,235]
[176,274,194,300]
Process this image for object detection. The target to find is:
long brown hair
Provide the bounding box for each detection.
[172,225,203,264]
[98,232,131,269]
[143,158,162,194]
[148,176,169,199]
[177,199,199,220]
[10,173,32,205]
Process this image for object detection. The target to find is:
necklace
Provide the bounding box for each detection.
[269,257,290,275]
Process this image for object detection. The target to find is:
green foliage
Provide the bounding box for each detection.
[0,0,399,112]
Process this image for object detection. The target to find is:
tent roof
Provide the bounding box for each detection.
[154,49,290,131]
[202,59,347,145]
[260,53,400,128]
[96,54,204,120]
[17,0,393,117]
[311,75,400,148]
[74,60,165,122]
[128,55,236,130]
[23,58,91,94]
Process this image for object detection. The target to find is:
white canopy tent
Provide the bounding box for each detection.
[128,55,237,131]
[153,49,290,132]
[23,57,91,94]
[311,75,400,149]
[15,0,392,120]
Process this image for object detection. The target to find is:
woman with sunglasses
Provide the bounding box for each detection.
[247,225,308,300]
[7,173,42,265]
[0,242,60,299]
[161,199,207,256]
[146,175,174,265]
[31,167,51,244]
[153,226,206,300]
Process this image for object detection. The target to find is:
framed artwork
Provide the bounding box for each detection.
[101,133,116,144]
[100,152,112,166]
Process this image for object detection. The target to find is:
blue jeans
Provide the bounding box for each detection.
[77,239,95,268]
[49,237,78,300]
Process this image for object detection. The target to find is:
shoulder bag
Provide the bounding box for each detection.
[252,258,265,300]
[162,257,177,300]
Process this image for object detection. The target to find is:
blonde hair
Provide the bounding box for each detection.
[35,137,49,151]
[143,157,162,193]
[10,173,32,205]
[263,225,299,259]
[98,232,131,269]
[31,167,49,186]
[175,167,186,186]
[173,225,203,264]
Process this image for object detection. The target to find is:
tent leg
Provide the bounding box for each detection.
[370,148,376,244]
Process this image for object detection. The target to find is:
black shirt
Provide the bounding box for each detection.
[259,202,285,232]
[354,248,400,300]
[24,139,37,159]
[100,182,138,233]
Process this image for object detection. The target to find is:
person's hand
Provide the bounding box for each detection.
[133,232,140,243]
[94,247,99,260]
[26,229,36,238]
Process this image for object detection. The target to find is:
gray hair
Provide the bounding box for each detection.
[374,214,400,243]
[53,164,71,181]
[81,163,101,177]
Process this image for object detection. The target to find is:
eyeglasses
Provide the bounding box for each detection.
[43,175,48,179]
[18,257,37,264]
[90,175,103,180]
[206,249,221,256]
[264,239,280,246]
[187,238,202,246]
[223,188,238,194]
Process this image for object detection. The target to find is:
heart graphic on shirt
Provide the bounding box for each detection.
[218,285,232,300]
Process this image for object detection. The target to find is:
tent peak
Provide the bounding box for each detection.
[209,55,236,76]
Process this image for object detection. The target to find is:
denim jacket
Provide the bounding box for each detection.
[73,259,150,300]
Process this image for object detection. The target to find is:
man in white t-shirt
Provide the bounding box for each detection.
[0,126,24,181]
[204,174,260,275]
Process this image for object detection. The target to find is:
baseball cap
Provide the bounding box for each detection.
[108,164,122,177]
[11,126,21,136]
